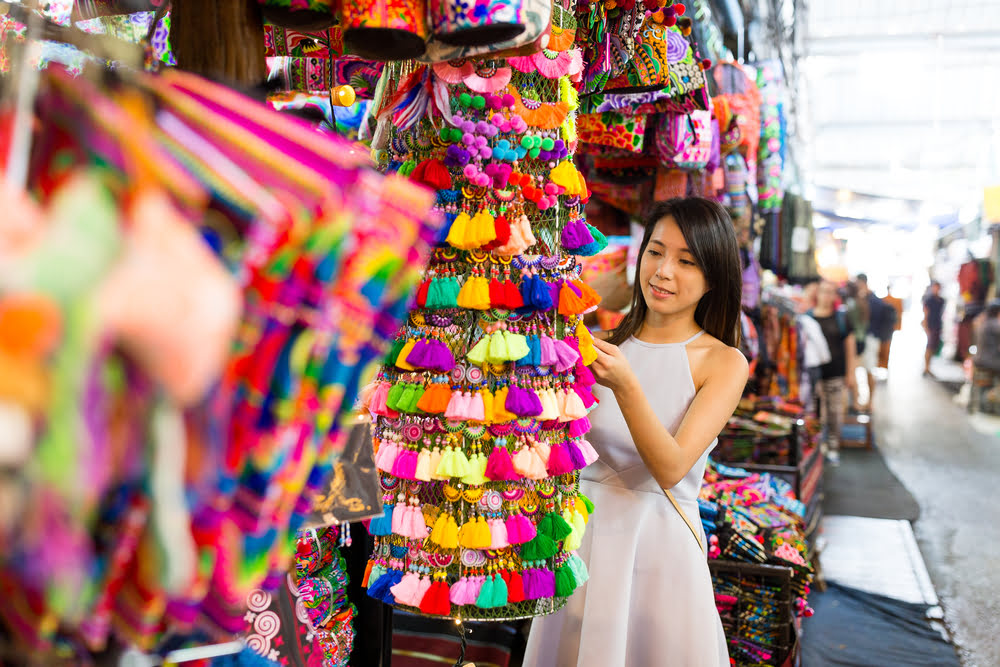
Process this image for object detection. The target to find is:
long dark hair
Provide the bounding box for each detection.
[607,197,743,348]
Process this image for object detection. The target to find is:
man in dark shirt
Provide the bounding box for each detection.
[923,281,945,376]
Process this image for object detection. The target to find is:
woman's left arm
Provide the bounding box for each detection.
[593,338,749,488]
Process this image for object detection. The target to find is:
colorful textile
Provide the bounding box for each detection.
[0,66,438,657]
[578,111,648,152]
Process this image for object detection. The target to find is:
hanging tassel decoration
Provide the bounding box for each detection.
[368,503,394,536]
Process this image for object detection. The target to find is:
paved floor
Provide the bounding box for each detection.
[870,322,1000,667]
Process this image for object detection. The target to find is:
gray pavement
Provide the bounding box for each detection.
[870,325,1000,667]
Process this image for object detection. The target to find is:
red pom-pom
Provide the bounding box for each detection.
[664,15,677,26]
[672,2,685,15]
[701,58,713,70]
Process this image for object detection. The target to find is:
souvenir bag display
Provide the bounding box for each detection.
[420,0,553,63]
[363,39,607,619]
[427,0,528,46]
[654,108,712,170]
[755,61,784,214]
[341,0,429,60]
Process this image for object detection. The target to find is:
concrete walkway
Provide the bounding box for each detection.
[870,322,1000,667]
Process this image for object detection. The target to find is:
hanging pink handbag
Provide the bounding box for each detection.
[655,109,712,171]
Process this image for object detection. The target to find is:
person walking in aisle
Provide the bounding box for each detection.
[809,281,857,465]
[524,198,747,667]
[855,274,895,410]
[923,280,945,377]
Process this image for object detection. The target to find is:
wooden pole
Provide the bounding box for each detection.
[169,0,266,88]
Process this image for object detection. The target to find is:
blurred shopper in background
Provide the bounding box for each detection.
[810,281,857,465]
[922,281,946,377]
[856,274,896,408]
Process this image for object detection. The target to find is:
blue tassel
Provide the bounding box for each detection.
[369,504,395,536]
[367,569,403,603]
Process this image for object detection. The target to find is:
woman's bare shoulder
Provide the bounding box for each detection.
[689,333,748,387]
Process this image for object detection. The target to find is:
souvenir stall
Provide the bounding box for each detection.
[0,0,803,665]
[714,286,825,555]
[700,460,815,667]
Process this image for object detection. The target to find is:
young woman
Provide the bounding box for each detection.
[523,198,748,666]
[809,281,857,465]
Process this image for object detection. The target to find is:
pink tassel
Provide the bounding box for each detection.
[511,445,534,478]
[539,335,558,366]
[391,449,419,480]
[546,442,575,476]
[489,518,510,549]
[568,416,591,438]
[513,445,547,480]
[375,440,401,473]
[390,572,424,606]
[575,438,600,466]
[561,389,589,421]
[485,444,519,481]
[369,381,399,417]
[552,338,581,373]
[406,505,429,539]
[450,577,470,605]
[464,575,485,605]
[445,390,470,420]
[467,390,486,422]
[506,515,536,544]
[533,440,551,465]
[391,502,407,535]
[573,383,597,409]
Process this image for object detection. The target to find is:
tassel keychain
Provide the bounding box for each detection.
[369,503,394,536]
[485,442,519,480]
[414,448,434,481]
[446,212,472,249]
[375,439,401,472]
[428,446,449,480]
[419,578,452,616]
[505,569,525,603]
[554,564,578,597]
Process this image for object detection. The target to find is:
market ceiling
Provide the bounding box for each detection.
[801,0,1000,211]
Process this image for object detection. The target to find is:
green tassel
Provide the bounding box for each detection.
[442,276,460,308]
[385,338,405,366]
[408,384,426,413]
[586,223,608,252]
[368,563,387,585]
[491,573,508,607]
[544,512,573,542]
[554,565,577,597]
[520,533,557,561]
[425,278,443,309]
[567,553,590,586]
[385,382,405,411]
[580,494,595,515]
[475,575,495,608]
[397,383,417,413]
[399,159,418,177]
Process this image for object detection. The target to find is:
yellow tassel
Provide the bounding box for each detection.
[440,514,459,549]
[458,518,479,549]
[447,212,472,249]
[456,277,478,309]
[576,321,598,366]
[395,338,418,370]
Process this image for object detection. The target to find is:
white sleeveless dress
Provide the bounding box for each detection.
[523,332,730,667]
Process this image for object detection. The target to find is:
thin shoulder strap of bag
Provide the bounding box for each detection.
[663,488,706,554]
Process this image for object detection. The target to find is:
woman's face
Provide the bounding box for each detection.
[816,281,837,309]
[638,216,710,322]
